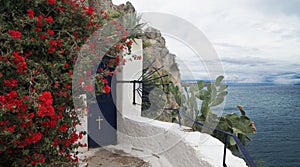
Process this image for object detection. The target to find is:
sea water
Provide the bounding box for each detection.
[222,85,300,167]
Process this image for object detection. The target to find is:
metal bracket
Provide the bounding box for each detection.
[116,66,170,106]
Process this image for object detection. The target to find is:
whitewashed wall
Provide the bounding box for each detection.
[116,39,143,118]
[118,116,247,167]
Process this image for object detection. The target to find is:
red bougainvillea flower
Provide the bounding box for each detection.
[102,79,108,84]
[69,132,79,144]
[52,138,59,147]
[34,27,41,32]
[27,9,34,18]
[116,56,121,63]
[56,6,66,12]
[45,16,54,23]
[42,119,57,128]
[4,78,18,87]
[31,160,37,165]
[48,47,56,53]
[73,32,79,39]
[48,0,56,5]
[58,124,68,131]
[36,15,43,21]
[37,92,55,117]
[12,51,22,60]
[11,52,27,73]
[56,39,62,47]
[3,125,16,133]
[49,40,57,46]
[38,92,53,105]
[127,40,133,45]
[54,82,59,87]
[0,120,9,126]
[25,132,43,144]
[85,6,95,15]
[8,30,22,39]
[65,84,71,89]
[39,34,47,40]
[37,105,55,117]
[47,30,54,35]
[103,85,111,94]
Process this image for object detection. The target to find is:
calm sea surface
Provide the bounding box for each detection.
[222,85,300,167]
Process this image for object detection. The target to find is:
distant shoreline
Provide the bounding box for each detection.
[181,80,299,86]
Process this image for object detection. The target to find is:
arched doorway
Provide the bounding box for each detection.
[88,56,117,148]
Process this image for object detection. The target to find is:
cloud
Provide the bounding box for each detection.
[247,0,300,17]
[112,0,300,84]
[263,72,300,84]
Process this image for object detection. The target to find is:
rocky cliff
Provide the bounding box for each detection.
[142,27,181,88]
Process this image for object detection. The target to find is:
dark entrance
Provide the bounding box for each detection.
[88,58,117,148]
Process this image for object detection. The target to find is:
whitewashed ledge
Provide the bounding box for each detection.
[117,116,247,167]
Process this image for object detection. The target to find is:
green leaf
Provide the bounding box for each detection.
[200,102,210,118]
[245,135,252,141]
[219,84,228,92]
[217,91,228,98]
[224,118,233,127]
[211,84,217,101]
[232,127,245,134]
[238,134,247,145]
[240,115,250,120]
[210,96,224,107]
[229,136,236,146]
[196,90,209,101]
[197,80,204,90]
[215,75,224,86]
[239,109,246,116]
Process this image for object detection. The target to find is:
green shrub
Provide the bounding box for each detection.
[0,0,135,166]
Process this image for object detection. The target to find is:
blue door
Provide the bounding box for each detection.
[88,61,117,147]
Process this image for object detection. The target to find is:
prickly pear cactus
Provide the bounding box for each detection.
[170,75,256,152]
[190,76,256,151]
[195,76,228,120]
[216,105,256,151]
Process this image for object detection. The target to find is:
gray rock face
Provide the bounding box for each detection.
[144,27,162,39]
[113,1,136,13]
[88,0,135,13]
[143,27,181,88]
[88,0,113,11]
[142,27,182,120]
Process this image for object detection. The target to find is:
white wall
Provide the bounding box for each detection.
[117,116,247,167]
[116,39,143,117]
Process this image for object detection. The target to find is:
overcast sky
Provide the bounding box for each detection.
[113,0,300,84]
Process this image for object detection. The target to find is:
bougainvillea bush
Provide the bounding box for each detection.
[0,0,135,166]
